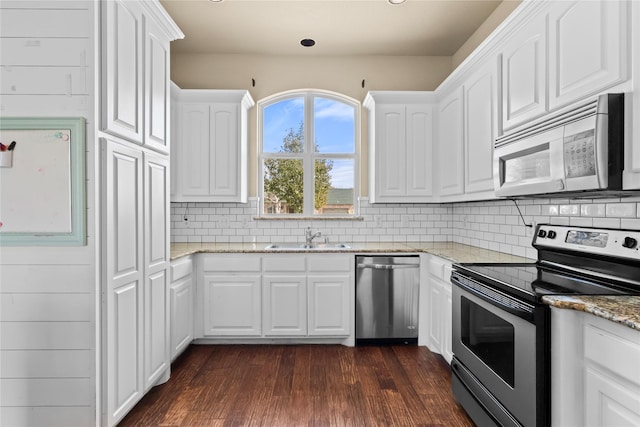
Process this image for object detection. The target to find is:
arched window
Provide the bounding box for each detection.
[258,90,359,216]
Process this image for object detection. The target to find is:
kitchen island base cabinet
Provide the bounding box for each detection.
[551,307,640,427]
[196,253,353,343]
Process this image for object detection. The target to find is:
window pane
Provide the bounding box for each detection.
[313,97,354,153]
[263,97,304,153]
[315,159,354,215]
[263,158,304,214]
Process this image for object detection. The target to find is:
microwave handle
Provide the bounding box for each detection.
[495,179,565,197]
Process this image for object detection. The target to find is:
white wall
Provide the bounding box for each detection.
[0,2,98,426]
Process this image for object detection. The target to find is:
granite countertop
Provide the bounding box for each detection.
[170,241,532,264]
[543,295,640,331]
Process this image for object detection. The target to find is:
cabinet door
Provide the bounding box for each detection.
[437,88,464,196]
[375,105,407,200]
[442,280,453,364]
[202,275,261,336]
[144,16,170,153]
[170,276,193,361]
[308,275,350,336]
[501,14,547,131]
[628,1,640,189]
[177,103,210,197]
[143,153,169,390]
[210,103,241,200]
[548,0,627,111]
[103,139,144,426]
[585,369,640,427]
[263,275,307,336]
[428,279,443,353]
[406,105,434,198]
[464,62,496,194]
[102,0,144,143]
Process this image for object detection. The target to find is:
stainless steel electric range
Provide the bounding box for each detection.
[450,224,640,427]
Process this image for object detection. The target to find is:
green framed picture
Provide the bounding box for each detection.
[0,117,86,246]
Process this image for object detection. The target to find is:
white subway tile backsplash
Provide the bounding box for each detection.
[580,204,606,217]
[606,203,637,218]
[171,197,640,257]
[559,205,580,216]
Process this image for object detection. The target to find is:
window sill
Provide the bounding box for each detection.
[253,216,364,221]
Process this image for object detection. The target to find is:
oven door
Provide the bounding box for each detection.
[452,278,538,427]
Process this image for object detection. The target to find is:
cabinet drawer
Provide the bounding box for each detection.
[308,255,352,272]
[263,255,306,272]
[201,255,260,272]
[171,257,193,282]
[584,322,640,384]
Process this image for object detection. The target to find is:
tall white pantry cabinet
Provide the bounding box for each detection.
[0,1,183,427]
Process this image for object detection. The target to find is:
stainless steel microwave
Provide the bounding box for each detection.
[493,93,624,197]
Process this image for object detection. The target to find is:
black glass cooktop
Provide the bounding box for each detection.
[452,262,640,304]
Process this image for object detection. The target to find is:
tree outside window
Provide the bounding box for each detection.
[260,91,358,216]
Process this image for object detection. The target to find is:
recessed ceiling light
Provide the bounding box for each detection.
[208,0,223,2]
[388,0,406,4]
[300,39,316,47]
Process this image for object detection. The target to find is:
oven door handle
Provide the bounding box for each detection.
[451,276,535,322]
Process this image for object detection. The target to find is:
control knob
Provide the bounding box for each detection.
[547,230,557,239]
[537,229,547,238]
[622,237,638,249]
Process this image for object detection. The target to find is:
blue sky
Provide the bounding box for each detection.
[263,97,355,188]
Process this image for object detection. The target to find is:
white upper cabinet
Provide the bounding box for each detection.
[102,0,182,153]
[501,0,629,133]
[364,91,435,203]
[548,0,628,111]
[144,16,171,153]
[463,60,497,195]
[628,1,640,189]
[501,13,547,132]
[172,89,254,202]
[437,87,465,197]
[102,0,144,143]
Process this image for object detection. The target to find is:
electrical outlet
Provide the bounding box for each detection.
[401,215,410,228]
[219,217,229,228]
[375,216,383,227]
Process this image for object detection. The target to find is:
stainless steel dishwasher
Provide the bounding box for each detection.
[355,255,420,344]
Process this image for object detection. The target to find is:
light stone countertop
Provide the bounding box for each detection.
[542,295,640,331]
[170,241,532,264]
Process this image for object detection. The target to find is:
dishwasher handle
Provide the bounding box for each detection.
[357,263,419,270]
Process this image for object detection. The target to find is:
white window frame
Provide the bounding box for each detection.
[258,89,360,217]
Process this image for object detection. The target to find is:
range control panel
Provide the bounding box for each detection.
[533,224,640,260]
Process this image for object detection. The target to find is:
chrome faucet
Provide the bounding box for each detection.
[305,227,322,245]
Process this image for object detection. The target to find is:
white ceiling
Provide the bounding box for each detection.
[160,0,506,57]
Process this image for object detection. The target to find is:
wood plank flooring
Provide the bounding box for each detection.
[119,344,474,426]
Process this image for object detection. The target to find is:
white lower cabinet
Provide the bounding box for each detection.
[551,307,640,427]
[426,255,453,364]
[197,253,353,341]
[263,275,307,336]
[307,275,350,336]
[203,274,262,336]
[170,256,194,360]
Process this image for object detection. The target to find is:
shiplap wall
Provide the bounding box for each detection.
[0,1,97,426]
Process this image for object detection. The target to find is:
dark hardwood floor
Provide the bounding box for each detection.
[119,344,474,426]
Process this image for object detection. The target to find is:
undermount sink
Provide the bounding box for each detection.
[265,243,352,251]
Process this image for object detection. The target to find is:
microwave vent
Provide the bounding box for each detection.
[495,98,599,148]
